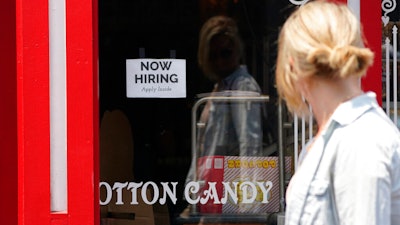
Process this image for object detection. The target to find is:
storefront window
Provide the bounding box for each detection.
[382,1,400,127]
[98,1,295,224]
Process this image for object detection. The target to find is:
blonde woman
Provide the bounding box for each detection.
[275,1,400,224]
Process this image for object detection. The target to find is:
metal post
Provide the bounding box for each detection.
[277,99,286,212]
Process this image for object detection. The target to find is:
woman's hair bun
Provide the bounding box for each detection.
[307,45,374,78]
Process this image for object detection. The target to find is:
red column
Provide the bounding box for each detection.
[360,0,382,105]
[335,0,382,104]
[16,0,51,224]
[66,0,99,224]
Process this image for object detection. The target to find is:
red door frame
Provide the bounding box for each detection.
[0,0,99,224]
[65,0,99,224]
[0,0,380,224]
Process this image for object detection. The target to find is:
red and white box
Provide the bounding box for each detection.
[196,156,291,214]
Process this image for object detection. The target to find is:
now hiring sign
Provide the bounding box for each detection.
[126,58,186,98]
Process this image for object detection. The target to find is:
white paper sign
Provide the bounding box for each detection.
[126,58,186,98]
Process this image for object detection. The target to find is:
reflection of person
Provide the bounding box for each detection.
[196,15,263,157]
[275,1,400,224]
[182,15,263,215]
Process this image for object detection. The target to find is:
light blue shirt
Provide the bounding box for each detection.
[202,66,263,157]
[185,66,263,185]
[285,92,400,225]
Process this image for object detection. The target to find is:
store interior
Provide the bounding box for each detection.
[99,0,296,224]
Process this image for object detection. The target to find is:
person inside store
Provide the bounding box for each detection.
[275,1,400,224]
[181,15,264,216]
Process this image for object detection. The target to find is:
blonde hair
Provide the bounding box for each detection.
[275,0,374,116]
[198,15,243,80]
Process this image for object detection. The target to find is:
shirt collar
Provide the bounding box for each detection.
[220,66,247,86]
[330,91,379,126]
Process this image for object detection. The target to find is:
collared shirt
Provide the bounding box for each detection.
[285,92,400,225]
